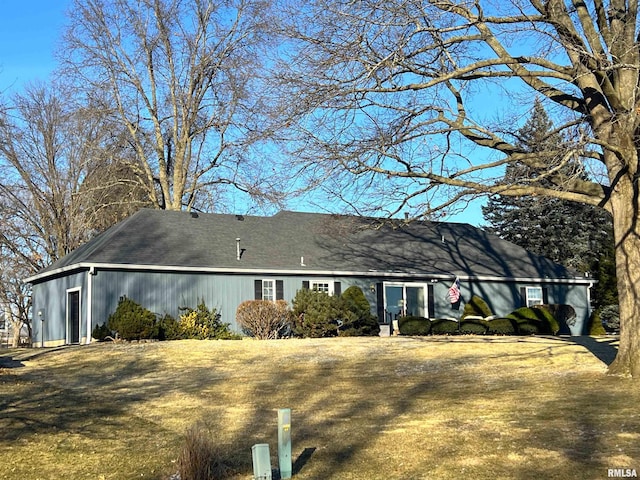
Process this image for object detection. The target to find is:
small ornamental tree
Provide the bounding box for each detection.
[236,300,293,339]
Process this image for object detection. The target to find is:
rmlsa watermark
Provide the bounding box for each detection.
[608,468,637,478]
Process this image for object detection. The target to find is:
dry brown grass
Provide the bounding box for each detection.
[0,336,638,479]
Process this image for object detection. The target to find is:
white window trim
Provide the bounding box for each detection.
[262,279,275,302]
[525,286,544,307]
[310,280,334,295]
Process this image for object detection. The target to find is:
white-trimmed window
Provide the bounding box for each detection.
[311,281,332,294]
[262,279,275,301]
[303,280,341,296]
[525,286,544,307]
[255,279,283,301]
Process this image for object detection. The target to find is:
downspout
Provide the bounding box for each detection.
[587,280,594,330]
[86,266,95,344]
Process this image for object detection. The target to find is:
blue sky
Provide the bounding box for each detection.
[0,1,487,226]
[0,1,71,91]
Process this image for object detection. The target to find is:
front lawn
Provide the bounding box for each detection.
[0,336,637,479]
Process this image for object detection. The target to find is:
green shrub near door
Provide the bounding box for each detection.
[397,316,431,335]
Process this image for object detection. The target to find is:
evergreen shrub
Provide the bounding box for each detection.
[397,316,431,336]
[535,304,575,333]
[599,304,620,333]
[485,318,517,335]
[339,286,381,337]
[430,319,459,335]
[459,318,488,335]
[588,310,607,336]
[179,301,238,339]
[292,288,345,337]
[107,297,157,340]
[507,306,559,335]
[236,300,293,339]
[157,314,181,340]
[92,322,112,341]
[516,321,542,335]
[462,295,493,319]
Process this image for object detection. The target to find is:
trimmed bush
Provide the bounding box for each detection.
[485,318,517,335]
[430,319,459,335]
[107,297,157,340]
[459,318,488,335]
[91,322,112,341]
[178,301,238,340]
[506,306,559,335]
[516,321,543,335]
[341,286,371,316]
[397,316,431,336]
[462,295,493,319]
[535,304,576,334]
[236,300,293,339]
[588,310,607,336]
[339,286,381,337]
[292,288,347,337]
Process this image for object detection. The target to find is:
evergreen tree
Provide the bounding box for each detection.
[482,99,617,310]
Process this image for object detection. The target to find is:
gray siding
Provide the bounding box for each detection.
[32,271,88,346]
[31,269,592,345]
[434,279,590,334]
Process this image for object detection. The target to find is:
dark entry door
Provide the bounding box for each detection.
[68,290,80,344]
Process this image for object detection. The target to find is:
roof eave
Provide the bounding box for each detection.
[23,262,595,285]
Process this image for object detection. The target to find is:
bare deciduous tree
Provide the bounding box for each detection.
[62,0,285,212]
[275,0,640,376]
[0,82,147,342]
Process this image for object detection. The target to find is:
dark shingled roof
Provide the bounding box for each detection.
[28,209,583,282]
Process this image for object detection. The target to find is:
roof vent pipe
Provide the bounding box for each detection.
[236,238,241,261]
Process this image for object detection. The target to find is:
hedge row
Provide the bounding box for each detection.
[397,306,562,336]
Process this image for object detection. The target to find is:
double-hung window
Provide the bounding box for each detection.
[525,286,544,307]
[254,279,283,301]
[262,279,275,301]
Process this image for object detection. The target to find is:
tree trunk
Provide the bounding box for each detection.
[11,320,21,348]
[607,177,640,377]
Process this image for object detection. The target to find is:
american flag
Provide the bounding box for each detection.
[448,277,460,303]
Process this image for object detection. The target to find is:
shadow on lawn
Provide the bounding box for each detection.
[0,339,635,480]
[0,346,168,444]
[564,335,619,366]
[0,357,24,369]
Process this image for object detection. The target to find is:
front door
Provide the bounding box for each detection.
[383,283,427,323]
[67,289,80,344]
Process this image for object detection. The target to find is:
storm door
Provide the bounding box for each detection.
[383,283,427,323]
[67,289,81,344]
